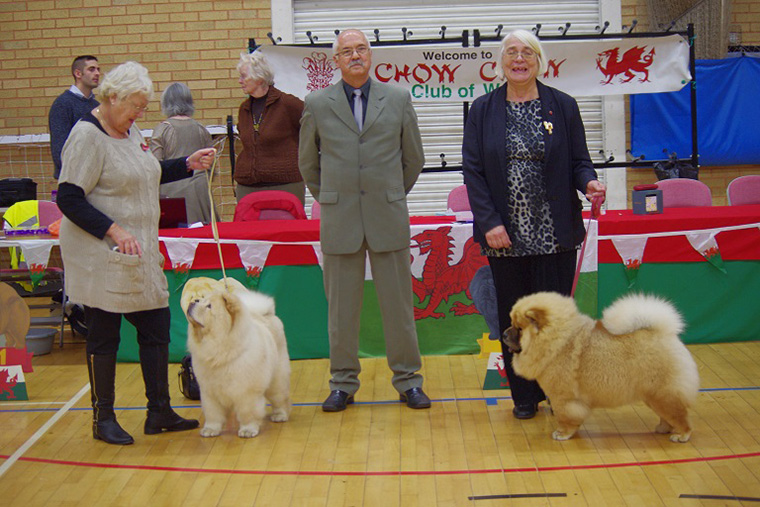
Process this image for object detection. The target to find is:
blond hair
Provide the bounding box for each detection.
[96,61,154,102]
[237,51,275,86]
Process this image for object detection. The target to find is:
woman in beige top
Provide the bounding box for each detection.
[57,61,215,445]
[150,82,216,224]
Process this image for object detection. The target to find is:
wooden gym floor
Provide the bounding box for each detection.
[1,333,759,506]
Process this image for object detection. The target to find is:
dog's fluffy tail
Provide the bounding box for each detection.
[238,290,277,316]
[601,293,684,337]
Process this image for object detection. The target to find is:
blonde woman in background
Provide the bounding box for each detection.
[235,51,305,203]
[150,82,216,224]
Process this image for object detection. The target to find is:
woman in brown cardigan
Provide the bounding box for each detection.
[235,52,305,203]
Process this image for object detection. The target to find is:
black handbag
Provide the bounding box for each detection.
[178,354,201,400]
[0,178,37,207]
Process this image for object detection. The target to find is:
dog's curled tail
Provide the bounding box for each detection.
[601,293,684,337]
[240,290,277,316]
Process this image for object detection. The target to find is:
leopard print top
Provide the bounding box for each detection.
[483,98,563,258]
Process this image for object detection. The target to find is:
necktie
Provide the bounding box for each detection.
[353,89,363,131]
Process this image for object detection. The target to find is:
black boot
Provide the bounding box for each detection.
[139,343,199,435]
[87,353,134,445]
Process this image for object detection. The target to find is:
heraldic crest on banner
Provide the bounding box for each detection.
[302,52,336,92]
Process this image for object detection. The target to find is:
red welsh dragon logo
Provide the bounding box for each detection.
[302,52,336,92]
[1,369,19,399]
[411,226,488,320]
[596,46,655,85]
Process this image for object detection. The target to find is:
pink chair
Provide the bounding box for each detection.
[233,190,307,221]
[310,201,320,219]
[726,175,760,206]
[447,184,470,212]
[655,178,712,208]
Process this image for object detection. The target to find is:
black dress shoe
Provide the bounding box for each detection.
[322,390,354,412]
[512,403,538,419]
[400,387,431,409]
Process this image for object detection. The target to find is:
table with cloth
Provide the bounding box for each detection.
[5,206,758,362]
[578,205,760,344]
[117,216,490,362]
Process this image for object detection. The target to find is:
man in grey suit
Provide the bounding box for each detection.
[299,29,431,411]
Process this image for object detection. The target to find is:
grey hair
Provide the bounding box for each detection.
[96,61,154,102]
[332,29,371,56]
[237,51,275,86]
[161,82,195,117]
[496,29,548,80]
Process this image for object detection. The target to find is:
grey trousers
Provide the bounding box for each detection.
[322,242,423,395]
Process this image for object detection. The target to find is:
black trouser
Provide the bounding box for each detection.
[83,306,171,356]
[487,250,577,406]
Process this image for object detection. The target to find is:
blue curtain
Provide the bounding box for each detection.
[631,55,760,166]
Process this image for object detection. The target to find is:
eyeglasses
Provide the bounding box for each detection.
[124,99,149,113]
[337,46,369,59]
[504,48,537,61]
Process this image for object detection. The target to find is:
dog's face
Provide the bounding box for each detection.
[502,326,523,354]
[502,293,561,356]
[182,277,245,341]
[181,277,223,315]
[185,290,241,338]
[502,308,546,355]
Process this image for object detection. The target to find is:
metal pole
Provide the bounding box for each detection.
[227,115,235,183]
[688,23,699,176]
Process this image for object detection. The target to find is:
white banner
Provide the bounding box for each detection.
[261,34,690,100]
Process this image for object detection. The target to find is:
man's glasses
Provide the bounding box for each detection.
[504,48,537,61]
[337,46,369,59]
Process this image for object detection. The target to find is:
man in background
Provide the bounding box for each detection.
[49,55,100,179]
[299,29,430,412]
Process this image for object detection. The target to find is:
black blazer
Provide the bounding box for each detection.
[462,81,598,251]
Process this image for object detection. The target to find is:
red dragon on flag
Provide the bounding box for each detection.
[411,226,488,320]
[596,46,655,84]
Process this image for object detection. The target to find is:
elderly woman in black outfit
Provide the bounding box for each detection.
[57,61,215,445]
[462,30,606,419]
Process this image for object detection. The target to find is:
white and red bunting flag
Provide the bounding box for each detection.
[261,34,690,100]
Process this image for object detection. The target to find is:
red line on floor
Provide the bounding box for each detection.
[3,451,759,477]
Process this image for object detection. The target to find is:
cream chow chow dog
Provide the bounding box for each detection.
[180,277,291,438]
[504,292,699,443]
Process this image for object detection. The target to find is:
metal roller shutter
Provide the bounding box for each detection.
[289,0,606,215]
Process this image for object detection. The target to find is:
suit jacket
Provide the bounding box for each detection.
[462,81,598,250]
[299,79,424,254]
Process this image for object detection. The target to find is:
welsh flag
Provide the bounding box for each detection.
[0,365,28,401]
[482,352,510,390]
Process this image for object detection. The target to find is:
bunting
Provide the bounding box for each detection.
[686,232,727,273]
[237,242,273,289]
[610,236,648,287]
[16,240,54,287]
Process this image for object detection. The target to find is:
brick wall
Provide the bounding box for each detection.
[1,0,271,219]
[732,0,760,44]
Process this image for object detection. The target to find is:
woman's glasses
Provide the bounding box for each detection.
[504,48,537,61]
[125,99,149,113]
